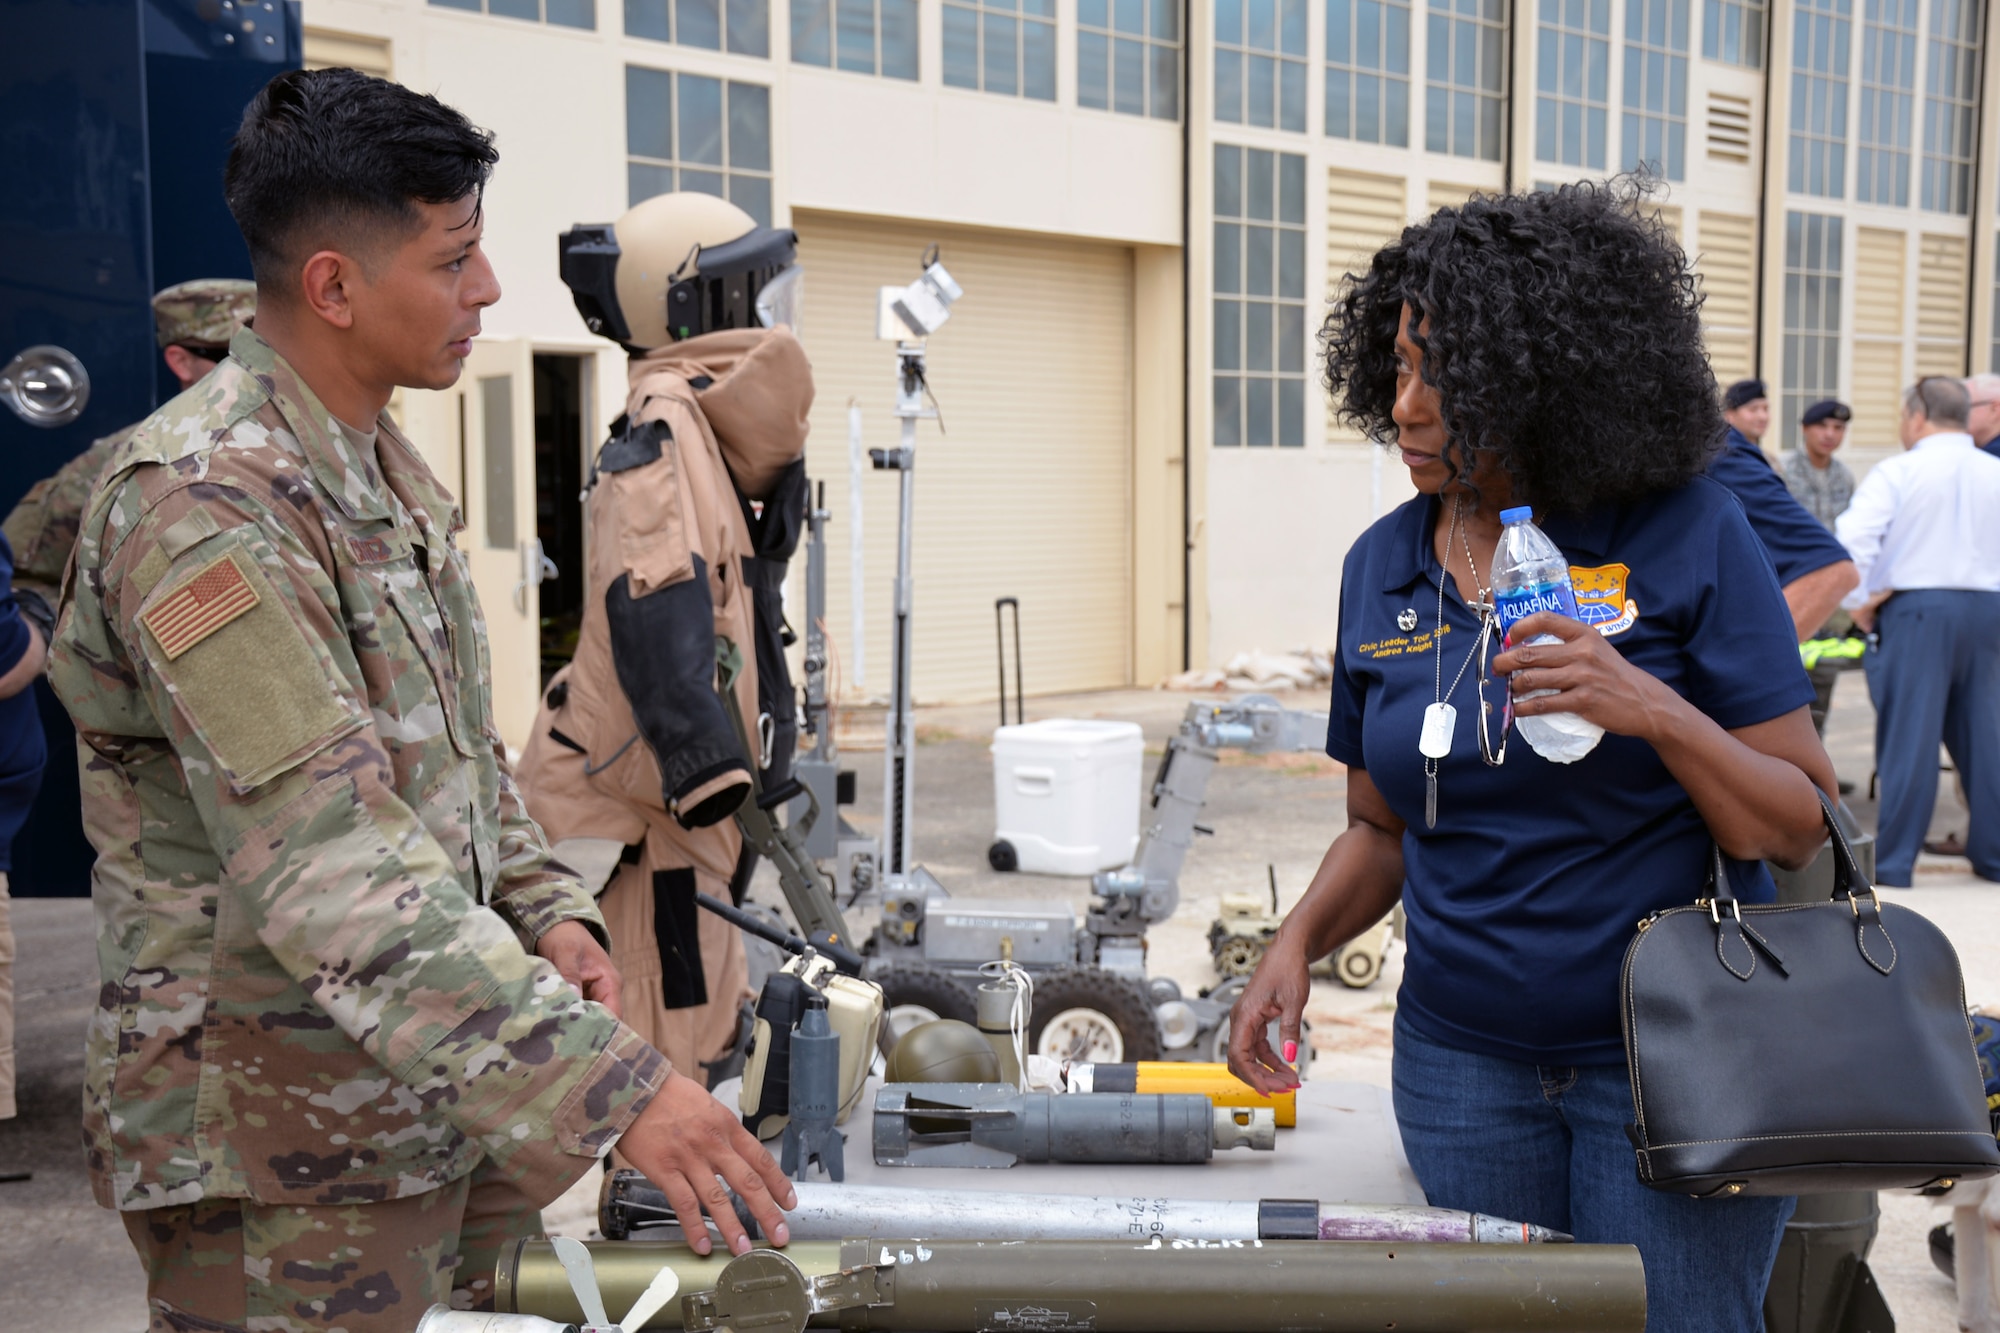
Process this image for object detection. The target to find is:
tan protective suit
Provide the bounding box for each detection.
[518,327,812,1078]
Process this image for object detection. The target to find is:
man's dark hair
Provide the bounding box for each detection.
[1321,179,1722,513]
[225,67,498,294]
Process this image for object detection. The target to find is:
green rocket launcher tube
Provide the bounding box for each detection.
[498,1237,1647,1332]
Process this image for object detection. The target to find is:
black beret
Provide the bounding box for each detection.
[1801,399,1852,426]
[1722,379,1768,411]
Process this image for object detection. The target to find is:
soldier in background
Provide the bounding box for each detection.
[520,192,812,1081]
[3,279,256,611]
[50,69,790,1332]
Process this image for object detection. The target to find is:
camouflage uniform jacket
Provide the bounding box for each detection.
[3,427,132,606]
[49,327,668,1213]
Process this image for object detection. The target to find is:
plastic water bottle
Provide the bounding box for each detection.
[1491,506,1605,764]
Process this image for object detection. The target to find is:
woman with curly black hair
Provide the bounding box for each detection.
[1225,181,1838,1331]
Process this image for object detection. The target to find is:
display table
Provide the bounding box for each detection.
[715,1074,1425,1207]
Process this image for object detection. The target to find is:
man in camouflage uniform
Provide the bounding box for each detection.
[49,67,791,1333]
[3,279,256,612]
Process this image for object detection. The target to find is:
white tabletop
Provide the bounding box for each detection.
[718,1075,1425,1206]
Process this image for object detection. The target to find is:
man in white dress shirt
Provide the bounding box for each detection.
[1837,377,2000,886]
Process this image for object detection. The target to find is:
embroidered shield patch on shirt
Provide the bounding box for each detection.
[142,551,261,659]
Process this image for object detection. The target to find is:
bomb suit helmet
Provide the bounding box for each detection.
[559,192,800,352]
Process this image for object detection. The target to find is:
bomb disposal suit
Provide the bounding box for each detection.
[518,194,811,1079]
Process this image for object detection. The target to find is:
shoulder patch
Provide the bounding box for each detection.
[142,551,260,659]
[598,419,670,474]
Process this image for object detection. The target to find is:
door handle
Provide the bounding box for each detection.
[514,538,558,614]
[1,345,91,427]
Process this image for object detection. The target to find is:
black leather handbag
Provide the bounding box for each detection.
[1620,792,2000,1197]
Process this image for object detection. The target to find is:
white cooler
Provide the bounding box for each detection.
[990,719,1144,876]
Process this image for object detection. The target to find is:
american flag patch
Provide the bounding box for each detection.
[142,552,261,660]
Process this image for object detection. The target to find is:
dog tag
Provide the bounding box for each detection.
[1419,703,1456,759]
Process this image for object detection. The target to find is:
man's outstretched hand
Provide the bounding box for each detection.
[619,1072,797,1256]
[536,920,625,1019]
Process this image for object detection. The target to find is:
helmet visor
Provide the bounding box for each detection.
[755,264,805,335]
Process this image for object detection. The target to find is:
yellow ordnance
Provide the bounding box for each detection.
[1066,1061,1299,1127]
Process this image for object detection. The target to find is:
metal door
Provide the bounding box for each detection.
[0,0,297,895]
[398,339,547,752]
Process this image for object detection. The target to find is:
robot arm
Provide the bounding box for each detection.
[1091,696,1332,931]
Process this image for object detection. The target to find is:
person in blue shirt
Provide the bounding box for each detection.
[1714,378,1858,642]
[0,531,49,1123]
[1226,183,1837,1333]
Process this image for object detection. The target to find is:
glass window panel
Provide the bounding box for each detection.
[1153,0,1179,38]
[1025,19,1057,98]
[678,74,724,164]
[1280,57,1306,127]
[1215,300,1243,368]
[1386,3,1409,69]
[1246,226,1275,295]
[547,0,596,25]
[482,376,517,549]
[1218,0,1244,41]
[679,0,723,46]
[1278,378,1305,446]
[1214,222,1243,293]
[1331,0,1354,61]
[791,0,831,62]
[1215,49,1245,119]
[1115,0,1145,29]
[1278,303,1305,370]
[1115,37,1147,110]
[628,161,675,205]
[1384,76,1408,140]
[1246,302,1274,369]
[1215,144,1243,214]
[728,173,772,225]
[1353,72,1377,137]
[628,0,676,37]
[490,0,539,19]
[1153,44,1181,117]
[1080,30,1111,104]
[882,0,920,77]
[627,66,675,160]
[1281,0,1308,51]
[1249,0,1277,46]
[680,167,726,197]
[1426,82,1449,149]
[944,4,981,84]
[728,82,770,169]
[1278,152,1305,222]
[1245,378,1274,446]
[1082,0,1108,23]
[1248,54,1277,125]
[728,0,769,53]
[1214,377,1243,446]
[433,0,482,10]
[984,11,1020,93]
[1278,228,1305,296]
[1247,148,1275,218]
[839,0,878,70]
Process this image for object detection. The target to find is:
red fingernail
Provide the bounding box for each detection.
[1282,1040,1298,1063]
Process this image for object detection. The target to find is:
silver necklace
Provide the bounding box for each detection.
[1422,498,1491,829]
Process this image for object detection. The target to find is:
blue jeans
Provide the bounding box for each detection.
[1392,1013,1793,1333]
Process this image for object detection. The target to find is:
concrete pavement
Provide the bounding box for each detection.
[1,668,1985,1330]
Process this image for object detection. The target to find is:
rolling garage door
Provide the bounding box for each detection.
[793,211,1134,704]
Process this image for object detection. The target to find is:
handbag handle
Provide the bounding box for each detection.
[1709,788,1870,908]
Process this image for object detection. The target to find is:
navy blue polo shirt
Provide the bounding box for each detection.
[1710,428,1852,586]
[1327,478,1815,1065]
